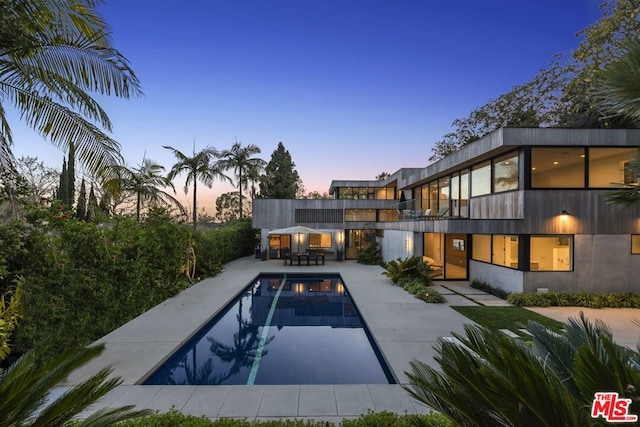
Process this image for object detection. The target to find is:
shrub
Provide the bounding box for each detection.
[396,276,444,303]
[194,219,256,278]
[355,242,383,265]
[507,291,640,308]
[382,256,430,284]
[12,210,193,356]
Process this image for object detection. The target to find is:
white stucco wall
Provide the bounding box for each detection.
[380,230,414,263]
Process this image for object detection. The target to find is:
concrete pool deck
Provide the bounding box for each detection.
[65,257,640,422]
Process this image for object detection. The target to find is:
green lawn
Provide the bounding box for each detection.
[452,306,564,339]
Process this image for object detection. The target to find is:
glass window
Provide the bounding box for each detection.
[531,147,585,188]
[530,235,572,271]
[451,174,460,217]
[633,235,640,254]
[460,170,469,218]
[309,233,332,249]
[438,177,450,216]
[493,151,519,192]
[588,148,639,187]
[492,235,519,268]
[378,209,399,221]
[429,181,439,213]
[472,234,491,262]
[471,161,491,196]
[375,187,395,200]
[345,209,376,222]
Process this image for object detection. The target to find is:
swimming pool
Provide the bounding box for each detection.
[143,273,395,385]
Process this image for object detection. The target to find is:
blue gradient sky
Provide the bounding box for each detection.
[10,0,602,213]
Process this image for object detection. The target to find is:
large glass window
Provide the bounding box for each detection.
[378,209,399,221]
[530,235,572,271]
[493,151,519,192]
[531,147,585,188]
[308,233,332,249]
[345,209,376,222]
[492,235,519,268]
[472,234,491,262]
[589,148,639,187]
[438,177,450,216]
[375,187,396,200]
[633,235,640,254]
[471,161,491,196]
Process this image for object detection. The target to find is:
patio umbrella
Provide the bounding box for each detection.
[268,225,322,253]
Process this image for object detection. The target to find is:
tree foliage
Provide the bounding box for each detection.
[430,0,640,161]
[259,142,300,199]
[217,141,265,218]
[0,0,142,178]
[215,191,250,223]
[164,145,230,230]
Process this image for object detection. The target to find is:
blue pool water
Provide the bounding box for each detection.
[143,274,395,385]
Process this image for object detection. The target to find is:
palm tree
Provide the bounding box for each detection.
[0,0,142,179]
[218,141,265,218]
[595,38,640,207]
[403,313,640,426]
[0,343,151,425]
[104,157,185,222]
[164,145,231,230]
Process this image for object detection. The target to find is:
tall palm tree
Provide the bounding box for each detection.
[403,313,640,426]
[218,141,265,218]
[595,38,640,208]
[0,0,142,179]
[105,157,185,222]
[164,145,231,230]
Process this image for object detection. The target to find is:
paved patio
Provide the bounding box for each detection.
[64,257,640,422]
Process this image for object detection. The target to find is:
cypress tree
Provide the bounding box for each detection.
[76,178,87,220]
[57,158,69,207]
[87,183,98,221]
[67,142,75,209]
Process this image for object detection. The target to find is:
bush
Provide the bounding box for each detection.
[355,242,383,265]
[395,275,444,303]
[507,291,640,308]
[194,219,256,278]
[382,256,431,284]
[115,409,455,426]
[12,210,193,356]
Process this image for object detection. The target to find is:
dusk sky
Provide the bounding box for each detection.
[10,0,603,214]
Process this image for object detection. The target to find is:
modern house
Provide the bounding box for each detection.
[252,128,640,293]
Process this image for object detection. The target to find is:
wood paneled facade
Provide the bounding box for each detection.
[253,128,640,293]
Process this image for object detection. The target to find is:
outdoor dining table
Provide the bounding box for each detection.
[289,252,310,266]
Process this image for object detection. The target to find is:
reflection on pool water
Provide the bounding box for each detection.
[143,273,395,385]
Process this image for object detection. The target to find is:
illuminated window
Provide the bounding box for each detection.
[531,147,585,188]
[633,235,640,254]
[345,209,376,222]
[493,151,519,192]
[378,209,399,221]
[492,235,519,268]
[530,236,572,271]
[308,233,332,248]
[588,148,639,187]
[472,234,491,263]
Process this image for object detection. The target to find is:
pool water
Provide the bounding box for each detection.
[143,274,395,385]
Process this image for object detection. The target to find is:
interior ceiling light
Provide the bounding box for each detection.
[553,161,559,165]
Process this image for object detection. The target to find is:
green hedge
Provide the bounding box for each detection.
[193,219,256,278]
[507,291,640,308]
[114,409,455,426]
[6,209,192,356]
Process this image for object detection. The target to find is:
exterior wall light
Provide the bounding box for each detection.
[561,210,570,216]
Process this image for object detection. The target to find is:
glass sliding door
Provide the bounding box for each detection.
[445,234,468,279]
